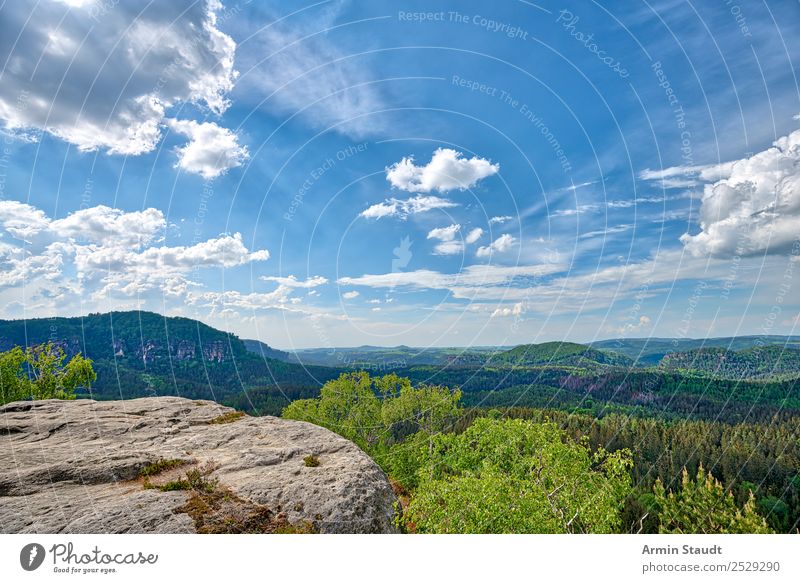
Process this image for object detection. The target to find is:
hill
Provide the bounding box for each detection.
[242,338,294,362]
[659,345,800,379]
[591,336,800,366]
[490,341,632,367]
[0,311,338,405]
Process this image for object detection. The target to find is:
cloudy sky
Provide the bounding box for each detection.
[0,0,799,348]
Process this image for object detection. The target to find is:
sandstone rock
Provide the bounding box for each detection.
[0,397,397,534]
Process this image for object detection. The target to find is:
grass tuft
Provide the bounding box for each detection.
[208,411,246,425]
[139,459,186,478]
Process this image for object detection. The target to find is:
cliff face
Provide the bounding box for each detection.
[0,397,398,534]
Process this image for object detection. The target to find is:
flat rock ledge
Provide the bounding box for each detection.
[0,397,398,534]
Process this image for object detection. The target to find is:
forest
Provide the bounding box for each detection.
[1,311,798,533]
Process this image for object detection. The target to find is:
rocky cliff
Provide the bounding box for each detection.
[0,397,397,534]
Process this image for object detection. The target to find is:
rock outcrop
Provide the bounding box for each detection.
[0,397,397,534]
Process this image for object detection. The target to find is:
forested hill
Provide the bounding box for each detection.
[0,311,338,402]
[0,310,250,363]
[489,341,632,367]
[659,346,800,379]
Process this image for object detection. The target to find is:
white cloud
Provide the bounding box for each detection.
[427,224,461,242]
[360,195,457,220]
[337,262,562,301]
[639,162,736,186]
[550,204,601,218]
[0,201,167,247]
[432,241,464,255]
[168,120,248,179]
[476,234,516,258]
[465,227,483,244]
[0,201,50,240]
[53,206,166,247]
[260,275,328,288]
[491,302,524,318]
[680,129,800,256]
[0,1,239,162]
[342,290,360,299]
[427,224,462,255]
[488,215,512,225]
[426,224,484,255]
[0,201,270,302]
[613,315,651,335]
[386,148,499,193]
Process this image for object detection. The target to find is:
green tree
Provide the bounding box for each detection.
[0,346,29,404]
[405,417,632,533]
[654,465,773,533]
[381,382,461,448]
[283,372,383,452]
[0,343,96,405]
[283,372,463,485]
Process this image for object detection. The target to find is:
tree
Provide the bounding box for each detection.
[404,417,632,533]
[283,372,383,452]
[283,372,463,485]
[0,343,96,405]
[381,382,461,449]
[653,465,773,533]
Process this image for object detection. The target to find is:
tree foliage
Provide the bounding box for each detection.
[405,417,632,533]
[654,465,773,533]
[0,343,96,405]
[282,372,461,460]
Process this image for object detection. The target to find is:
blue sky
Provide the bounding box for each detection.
[0,0,799,348]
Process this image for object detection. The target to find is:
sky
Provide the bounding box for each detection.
[0,0,799,349]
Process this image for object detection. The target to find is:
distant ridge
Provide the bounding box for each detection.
[490,341,632,367]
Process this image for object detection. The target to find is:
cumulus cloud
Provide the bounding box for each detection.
[427,224,462,255]
[680,129,800,256]
[342,290,360,299]
[386,148,499,193]
[168,120,249,179]
[465,227,483,244]
[476,234,516,258]
[613,315,651,335]
[491,302,524,318]
[426,224,484,255]
[0,201,166,246]
[360,195,457,220]
[0,201,270,303]
[427,224,461,242]
[0,1,243,177]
